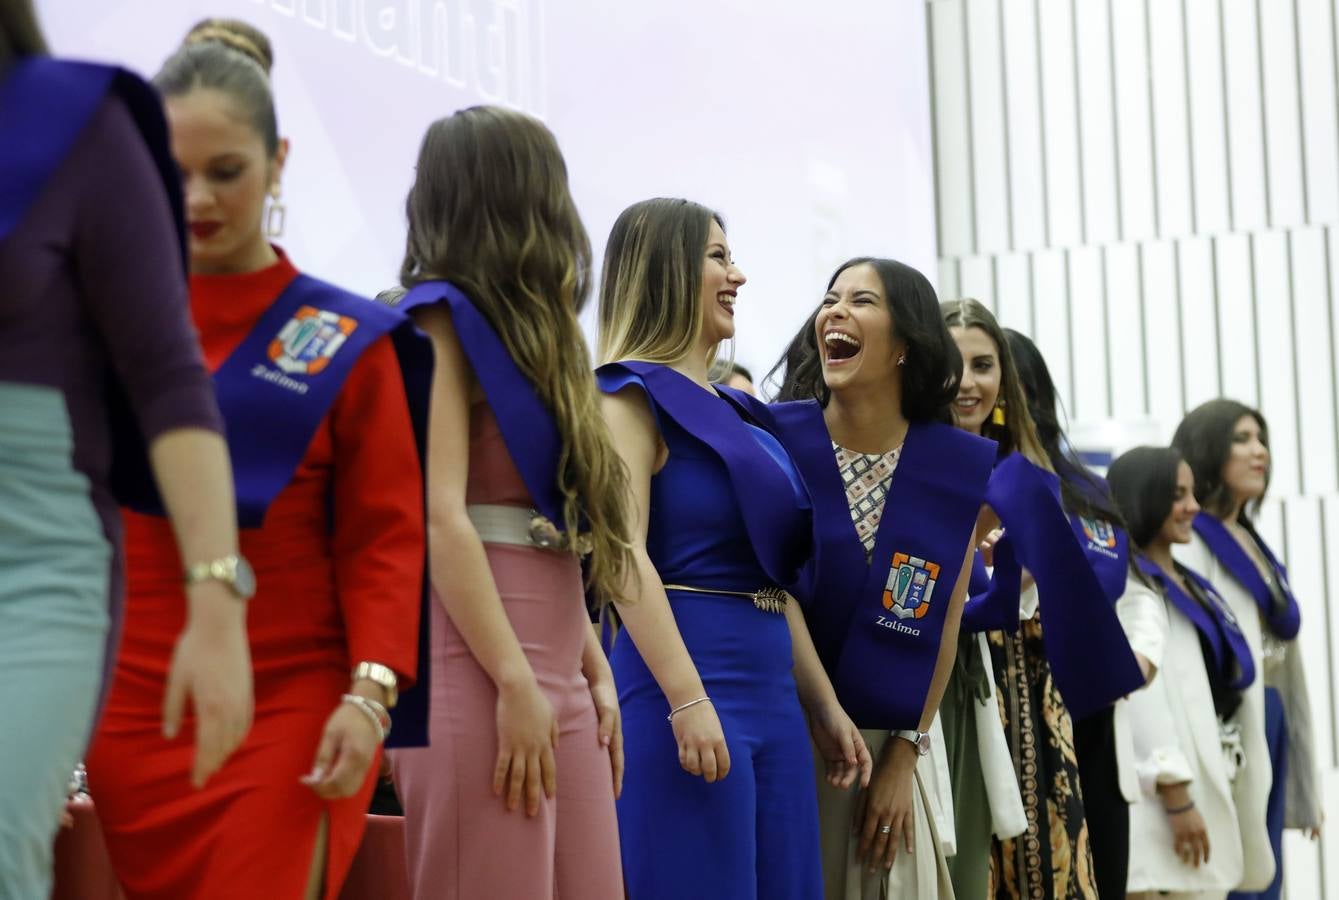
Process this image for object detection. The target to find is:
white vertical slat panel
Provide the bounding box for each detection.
[1220,0,1269,231]
[1146,0,1195,238]
[1257,496,1286,554]
[1324,495,1339,770]
[1257,0,1307,227]
[1073,0,1120,244]
[1296,0,1339,225]
[1000,0,1048,251]
[1109,0,1158,242]
[1290,227,1337,495]
[1177,236,1220,410]
[1281,495,1328,900]
[1104,242,1146,419]
[1253,231,1302,497]
[965,0,1011,253]
[931,0,975,257]
[1068,245,1108,422]
[1284,498,1335,766]
[1331,228,1339,492]
[1182,0,1232,235]
[995,252,1033,337]
[960,255,997,312]
[938,257,961,300]
[1037,0,1085,247]
[1214,232,1259,408]
[1033,247,1075,416]
[1141,239,1185,425]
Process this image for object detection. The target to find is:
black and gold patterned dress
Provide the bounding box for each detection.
[987,616,1098,900]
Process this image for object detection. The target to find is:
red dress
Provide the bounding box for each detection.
[87,251,424,900]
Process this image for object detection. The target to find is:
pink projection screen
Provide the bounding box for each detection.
[37,0,936,378]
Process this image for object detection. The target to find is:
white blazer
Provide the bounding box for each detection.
[1113,575,1169,804]
[1153,537,1275,892]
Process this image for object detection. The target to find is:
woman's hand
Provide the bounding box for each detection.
[977,527,1005,566]
[587,665,625,799]
[1160,784,1210,867]
[493,678,559,816]
[162,586,253,788]
[809,702,873,790]
[671,701,731,783]
[302,699,382,800]
[853,737,919,871]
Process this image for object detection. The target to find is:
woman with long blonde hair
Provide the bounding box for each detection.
[388,105,635,900]
[596,197,870,899]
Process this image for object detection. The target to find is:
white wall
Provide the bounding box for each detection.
[35,0,938,382]
[927,0,1339,895]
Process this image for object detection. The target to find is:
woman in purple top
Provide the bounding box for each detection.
[0,2,252,894]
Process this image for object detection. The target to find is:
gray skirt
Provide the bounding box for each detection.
[0,381,112,898]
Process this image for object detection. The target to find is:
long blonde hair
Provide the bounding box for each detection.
[597,198,723,366]
[401,105,634,605]
[941,298,1051,469]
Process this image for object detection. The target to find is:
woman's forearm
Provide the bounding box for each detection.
[783,599,838,710]
[611,554,708,709]
[428,514,536,691]
[147,428,242,619]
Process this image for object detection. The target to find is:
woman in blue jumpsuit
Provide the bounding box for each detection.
[595,198,870,900]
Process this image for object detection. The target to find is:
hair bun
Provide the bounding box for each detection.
[183,18,274,75]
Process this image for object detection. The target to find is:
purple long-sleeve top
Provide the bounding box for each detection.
[0,91,224,609]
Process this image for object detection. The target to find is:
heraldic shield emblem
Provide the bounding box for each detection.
[1080,516,1117,549]
[882,553,940,620]
[268,305,359,375]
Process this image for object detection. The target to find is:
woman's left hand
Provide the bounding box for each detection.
[587,668,625,799]
[854,738,918,871]
[809,701,873,790]
[302,700,382,799]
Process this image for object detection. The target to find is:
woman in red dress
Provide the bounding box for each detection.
[86,24,424,900]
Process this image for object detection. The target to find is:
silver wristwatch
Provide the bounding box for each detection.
[892,729,931,756]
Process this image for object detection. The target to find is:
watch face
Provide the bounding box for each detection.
[233,556,257,600]
[916,733,932,755]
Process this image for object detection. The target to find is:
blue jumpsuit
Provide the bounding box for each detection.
[600,367,822,900]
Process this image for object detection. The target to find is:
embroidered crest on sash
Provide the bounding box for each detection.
[1078,515,1121,559]
[268,305,358,375]
[883,553,939,620]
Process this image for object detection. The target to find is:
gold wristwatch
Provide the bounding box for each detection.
[352,661,398,708]
[183,554,256,601]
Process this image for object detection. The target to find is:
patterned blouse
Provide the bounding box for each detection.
[833,441,902,561]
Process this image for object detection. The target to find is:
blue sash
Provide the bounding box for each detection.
[597,362,811,589]
[1192,513,1301,640]
[766,400,995,729]
[398,281,566,526]
[960,535,1023,633]
[1071,511,1129,604]
[985,453,1145,719]
[1137,557,1256,690]
[0,58,185,260]
[114,275,408,527]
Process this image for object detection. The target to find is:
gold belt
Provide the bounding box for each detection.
[662,584,788,615]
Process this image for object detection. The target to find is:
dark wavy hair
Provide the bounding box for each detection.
[1107,446,1183,549]
[768,258,960,423]
[1005,329,1123,525]
[1171,398,1270,521]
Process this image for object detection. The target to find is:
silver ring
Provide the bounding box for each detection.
[878,824,892,835]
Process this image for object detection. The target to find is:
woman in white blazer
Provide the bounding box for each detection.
[1109,446,1267,899]
[1173,400,1321,900]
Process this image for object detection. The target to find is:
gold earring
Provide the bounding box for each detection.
[265,188,286,238]
[991,402,1006,426]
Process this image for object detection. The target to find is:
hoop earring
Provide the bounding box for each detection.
[265,191,286,238]
[991,402,1006,426]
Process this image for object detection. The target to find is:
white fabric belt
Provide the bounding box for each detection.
[467,504,578,552]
